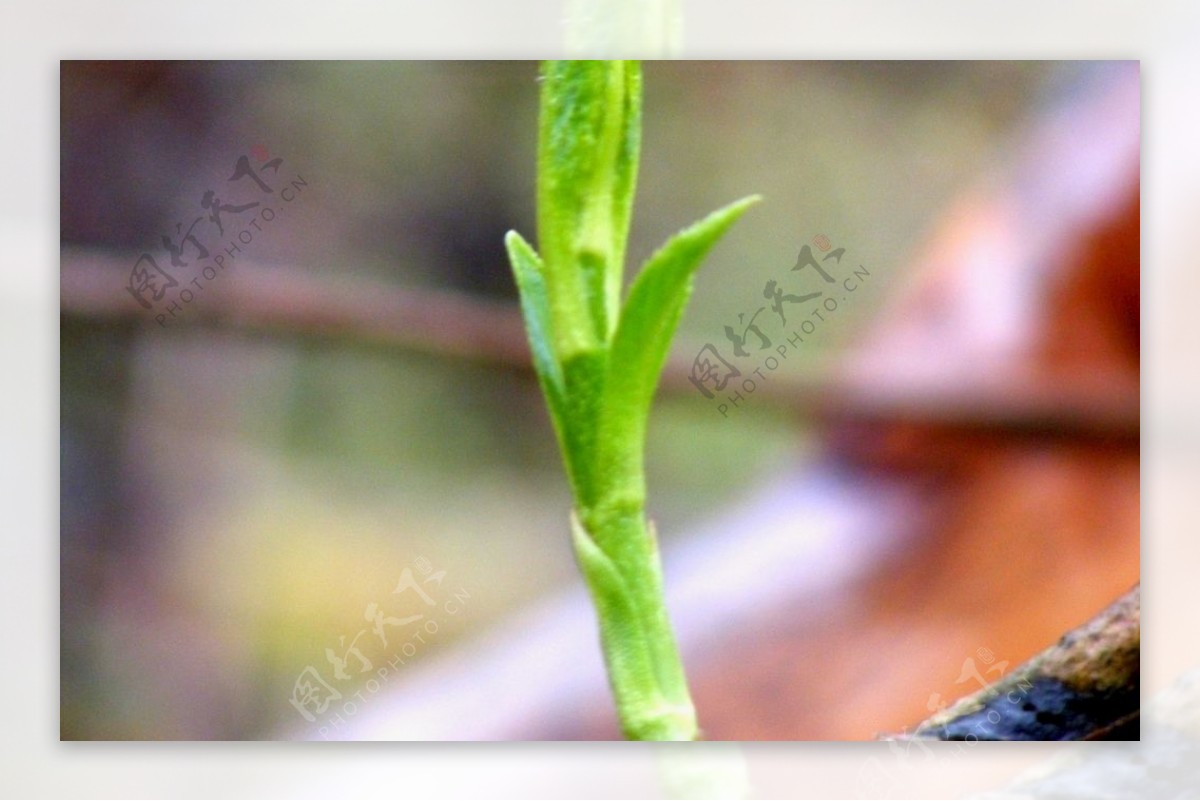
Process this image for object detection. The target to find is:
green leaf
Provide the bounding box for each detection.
[537,60,642,353]
[599,195,761,485]
[504,230,565,425]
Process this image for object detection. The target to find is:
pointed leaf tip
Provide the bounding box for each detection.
[610,194,761,415]
[505,229,566,412]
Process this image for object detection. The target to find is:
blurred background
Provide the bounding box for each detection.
[59,60,1139,740]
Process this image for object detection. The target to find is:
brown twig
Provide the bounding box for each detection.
[61,250,1139,440]
[885,585,1140,741]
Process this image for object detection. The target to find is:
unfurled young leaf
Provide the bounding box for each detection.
[599,195,761,487]
[504,230,563,402]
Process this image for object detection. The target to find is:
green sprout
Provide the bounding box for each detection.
[504,60,759,741]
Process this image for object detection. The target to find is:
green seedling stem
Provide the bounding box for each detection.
[505,60,759,741]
